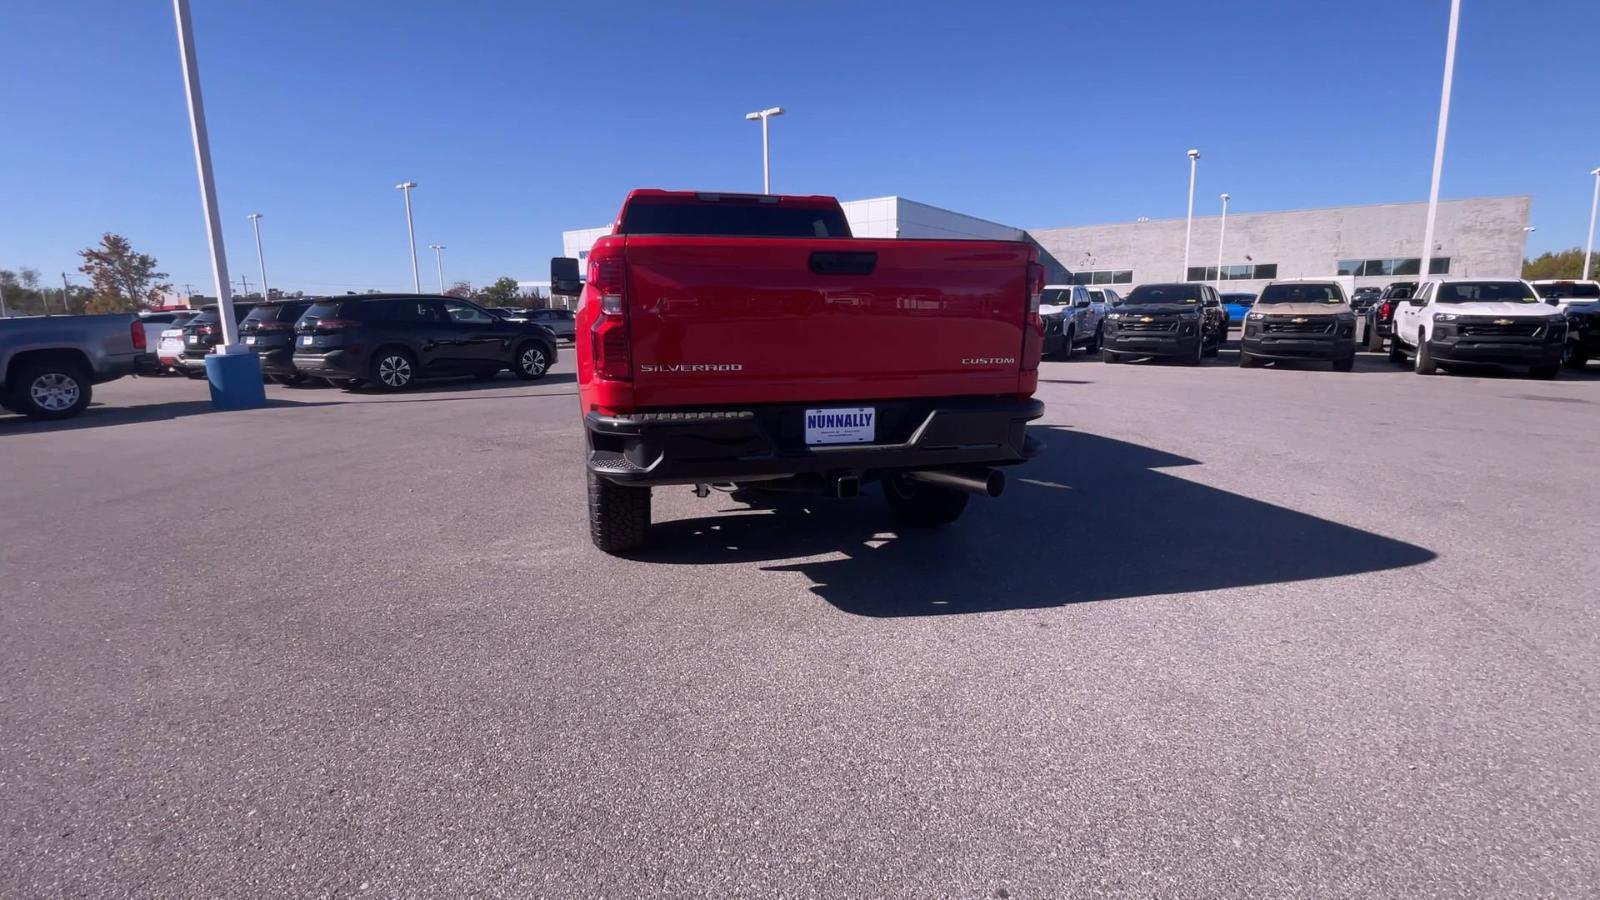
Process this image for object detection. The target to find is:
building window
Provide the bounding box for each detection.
[1338,257,1451,277]
[1186,263,1277,282]
[1071,269,1133,285]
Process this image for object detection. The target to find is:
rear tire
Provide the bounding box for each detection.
[1086,323,1103,353]
[1333,354,1355,372]
[6,359,92,420]
[370,347,417,391]
[883,474,968,528]
[1060,327,1075,360]
[1183,336,1203,366]
[1101,348,1119,364]
[588,470,650,554]
[1563,343,1588,371]
[1239,351,1262,368]
[1389,337,1407,365]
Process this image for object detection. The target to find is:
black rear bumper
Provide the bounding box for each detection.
[586,396,1045,487]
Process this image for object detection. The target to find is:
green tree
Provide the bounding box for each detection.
[1522,248,1593,281]
[479,276,521,307]
[443,280,475,300]
[77,233,170,313]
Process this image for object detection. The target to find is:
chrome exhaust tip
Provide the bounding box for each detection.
[904,468,1005,498]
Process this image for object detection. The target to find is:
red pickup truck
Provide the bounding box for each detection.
[554,190,1046,553]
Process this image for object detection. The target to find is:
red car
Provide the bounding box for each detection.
[556,190,1046,553]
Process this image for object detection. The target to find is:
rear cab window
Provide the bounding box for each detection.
[619,196,851,238]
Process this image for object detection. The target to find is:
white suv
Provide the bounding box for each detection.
[1389,278,1567,378]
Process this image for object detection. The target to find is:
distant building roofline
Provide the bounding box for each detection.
[1030,194,1532,231]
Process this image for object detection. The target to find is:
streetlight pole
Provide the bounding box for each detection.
[1215,192,1231,285]
[247,212,269,300]
[1584,167,1600,281]
[396,181,420,292]
[1182,149,1201,280]
[1419,0,1461,285]
[172,0,239,349]
[429,244,446,293]
[744,107,784,194]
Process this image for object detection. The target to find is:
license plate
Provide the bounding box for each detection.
[804,407,875,445]
[300,335,313,345]
[186,336,198,344]
[244,336,256,345]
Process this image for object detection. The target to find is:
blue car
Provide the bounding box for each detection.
[1221,292,1257,327]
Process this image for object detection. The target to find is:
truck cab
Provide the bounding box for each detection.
[1038,284,1107,358]
[1390,278,1566,378]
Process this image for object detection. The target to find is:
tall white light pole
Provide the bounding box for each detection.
[1215,192,1231,285]
[173,0,239,348]
[1584,167,1600,280]
[396,181,420,292]
[429,244,446,293]
[744,107,784,194]
[1419,0,1461,285]
[247,212,268,299]
[1182,149,1201,280]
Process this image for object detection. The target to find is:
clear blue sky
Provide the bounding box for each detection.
[2,0,1596,296]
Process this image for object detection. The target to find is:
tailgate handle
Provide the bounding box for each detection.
[809,251,877,276]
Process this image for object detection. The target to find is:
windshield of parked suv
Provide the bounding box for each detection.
[1534,282,1600,300]
[1438,281,1538,303]
[619,201,851,238]
[1259,283,1344,304]
[1123,284,1201,304]
[1038,289,1071,306]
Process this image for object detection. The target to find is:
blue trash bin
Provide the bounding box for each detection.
[203,349,267,410]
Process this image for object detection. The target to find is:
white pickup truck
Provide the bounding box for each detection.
[1389,278,1567,378]
[1532,279,1600,370]
[1037,284,1109,358]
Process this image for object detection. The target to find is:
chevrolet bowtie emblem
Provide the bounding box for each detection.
[1292,317,1307,324]
[1139,316,1153,322]
[1493,319,1513,325]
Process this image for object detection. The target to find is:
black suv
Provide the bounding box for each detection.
[177,303,256,379]
[517,307,577,341]
[290,294,558,391]
[240,299,314,384]
[1100,283,1226,364]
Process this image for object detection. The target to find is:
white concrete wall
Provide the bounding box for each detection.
[1027,197,1531,295]
[839,197,899,238]
[561,226,612,268]
[893,198,1026,241]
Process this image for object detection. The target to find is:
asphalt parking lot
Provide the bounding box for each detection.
[4,345,1598,898]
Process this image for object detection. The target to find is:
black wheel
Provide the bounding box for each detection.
[1203,329,1221,357]
[1413,333,1437,375]
[513,342,550,380]
[587,470,650,554]
[369,347,417,391]
[1101,347,1120,364]
[1087,323,1103,353]
[5,359,93,420]
[1183,336,1203,366]
[1563,343,1588,371]
[1389,337,1407,365]
[1333,354,1355,372]
[1060,327,1075,360]
[1239,351,1262,368]
[883,473,968,528]
[1529,363,1560,380]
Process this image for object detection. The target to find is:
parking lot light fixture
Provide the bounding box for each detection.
[396,182,420,293]
[429,244,446,294]
[1216,193,1231,286]
[247,213,268,300]
[744,107,784,194]
[1419,0,1461,285]
[172,0,238,348]
[1585,167,1600,281]
[1182,149,1201,280]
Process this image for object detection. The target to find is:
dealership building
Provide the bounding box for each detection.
[560,194,1531,296]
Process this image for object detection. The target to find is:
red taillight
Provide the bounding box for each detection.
[588,240,630,381]
[312,318,361,332]
[251,320,293,332]
[196,324,216,335]
[1379,302,1393,319]
[131,318,147,350]
[1026,262,1046,313]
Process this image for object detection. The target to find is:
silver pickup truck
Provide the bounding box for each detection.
[0,314,152,419]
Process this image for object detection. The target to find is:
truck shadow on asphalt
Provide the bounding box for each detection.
[0,397,341,436]
[638,426,1436,617]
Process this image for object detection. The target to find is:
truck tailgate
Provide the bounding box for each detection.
[622,236,1033,407]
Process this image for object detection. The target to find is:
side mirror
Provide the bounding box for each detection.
[550,257,582,297]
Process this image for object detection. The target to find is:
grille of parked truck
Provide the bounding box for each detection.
[554,189,1046,554]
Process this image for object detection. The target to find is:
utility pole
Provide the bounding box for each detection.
[239,274,251,297]
[1182,149,1201,280]
[61,272,71,315]
[0,281,9,317]
[1419,0,1461,285]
